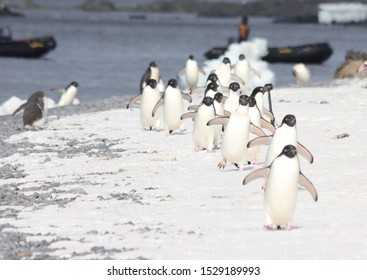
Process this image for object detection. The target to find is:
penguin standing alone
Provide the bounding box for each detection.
[13,91,48,130]
[243,145,318,230]
[52,81,79,106]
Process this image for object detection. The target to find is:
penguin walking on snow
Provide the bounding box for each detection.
[181,96,217,152]
[233,54,261,92]
[292,63,310,85]
[52,81,79,106]
[248,114,314,167]
[243,145,318,230]
[13,91,47,130]
[178,55,206,91]
[127,79,162,131]
[207,95,266,170]
[152,78,192,135]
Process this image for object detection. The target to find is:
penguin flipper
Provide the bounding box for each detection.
[50,87,66,94]
[299,172,318,202]
[250,66,261,78]
[181,93,192,103]
[199,67,206,75]
[207,117,228,126]
[152,97,164,117]
[187,104,200,111]
[263,107,275,121]
[12,103,27,116]
[190,87,205,95]
[126,95,141,109]
[181,111,196,120]
[178,67,185,76]
[231,74,245,85]
[247,135,272,148]
[260,117,276,133]
[250,123,266,137]
[243,167,270,186]
[297,142,314,164]
[223,110,231,117]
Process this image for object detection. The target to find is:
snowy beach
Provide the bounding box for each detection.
[1,78,366,260]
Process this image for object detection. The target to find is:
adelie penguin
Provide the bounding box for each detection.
[127,79,162,131]
[207,95,266,170]
[152,78,192,135]
[243,145,318,230]
[233,54,261,92]
[52,81,79,106]
[247,114,314,167]
[178,55,206,91]
[13,91,48,130]
[181,96,217,152]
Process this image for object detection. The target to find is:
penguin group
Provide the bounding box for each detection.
[127,54,318,231]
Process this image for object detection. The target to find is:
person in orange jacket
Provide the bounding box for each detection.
[238,16,250,42]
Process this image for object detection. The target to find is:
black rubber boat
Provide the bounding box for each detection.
[204,42,333,64]
[0,28,57,58]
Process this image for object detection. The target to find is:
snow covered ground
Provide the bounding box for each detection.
[0,78,366,260]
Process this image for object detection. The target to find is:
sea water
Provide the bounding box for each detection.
[0,7,366,105]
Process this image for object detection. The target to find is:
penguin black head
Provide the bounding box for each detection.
[70,81,79,88]
[250,86,266,97]
[222,57,231,65]
[149,61,157,68]
[188,55,195,60]
[168,79,178,88]
[239,95,249,106]
[207,73,218,83]
[202,96,214,107]
[205,82,219,93]
[229,82,240,92]
[248,96,257,108]
[281,114,296,127]
[264,83,273,92]
[280,145,297,159]
[214,92,223,103]
[239,54,246,60]
[28,91,45,103]
[147,79,157,89]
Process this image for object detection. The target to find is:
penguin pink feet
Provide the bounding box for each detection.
[218,160,227,169]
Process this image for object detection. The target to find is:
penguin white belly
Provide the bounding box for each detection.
[58,87,77,106]
[140,91,161,129]
[163,93,184,131]
[216,65,231,87]
[193,106,215,151]
[264,126,297,166]
[221,112,249,165]
[186,62,199,89]
[234,62,250,90]
[224,95,239,113]
[264,157,299,226]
